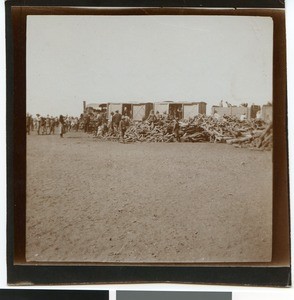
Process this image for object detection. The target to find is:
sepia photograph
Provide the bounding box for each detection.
[25,14,274,264]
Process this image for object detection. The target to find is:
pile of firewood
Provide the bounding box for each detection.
[179,116,272,150]
[124,121,174,143]
[95,116,273,150]
[244,122,273,151]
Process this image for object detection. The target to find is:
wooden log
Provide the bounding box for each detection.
[262,132,273,144]
[226,135,253,145]
[258,122,272,143]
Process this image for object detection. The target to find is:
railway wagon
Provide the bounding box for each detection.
[154,101,206,119]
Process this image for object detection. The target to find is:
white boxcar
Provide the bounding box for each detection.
[154,103,169,115]
[132,104,146,121]
[183,103,199,119]
[261,105,273,123]
[211,106,249,118]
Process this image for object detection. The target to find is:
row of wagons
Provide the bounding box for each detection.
[211,104,272,122]
[83,101,207,121]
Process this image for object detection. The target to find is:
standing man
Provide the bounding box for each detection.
[124,113,130,127]
[30,115,34,132]
[119,116,127,142]
[96,111,103,137]
[84,113,90,133]
[49,116,55,135]
[147,110,157,127]
[46,115,51,134]
[108,112,114,135]
[176,107,183,120]
[112,110,122,135]
[74,117,79,132]
[173,118,181,142]
[59,115,65,138]
[36,114,41,135]
[26,113,31,135]
[41,116,46,134]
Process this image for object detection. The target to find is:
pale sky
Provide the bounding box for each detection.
[27,15,273,116]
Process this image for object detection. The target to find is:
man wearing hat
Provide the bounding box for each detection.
[26,113,31,135]
[108,111,114,135]
[45,114,51,134]
[112,110,122,135]
[119,115,127,142]
[49,116,55,135]
[36,114,41,135]
[173,117,181,142]
[59,115,65,138]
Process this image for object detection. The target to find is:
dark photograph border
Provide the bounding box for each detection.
[0,289,109,300]
[6,0,290,286]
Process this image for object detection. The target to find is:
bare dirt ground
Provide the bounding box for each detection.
[26,131,272,263]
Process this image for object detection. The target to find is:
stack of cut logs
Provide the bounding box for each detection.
[99,116,273,150]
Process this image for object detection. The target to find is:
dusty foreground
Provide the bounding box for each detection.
[26,131,272,263]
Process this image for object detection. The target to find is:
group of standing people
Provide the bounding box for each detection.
[108,110,131,140]
[82,108,131,141]
[91,110,130,141]
[88,109,181,142]
[145,110,180,141]
[27,108,182,142]
[35,114,58,135]
[26,114,57,135]
[26,113,79,137]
